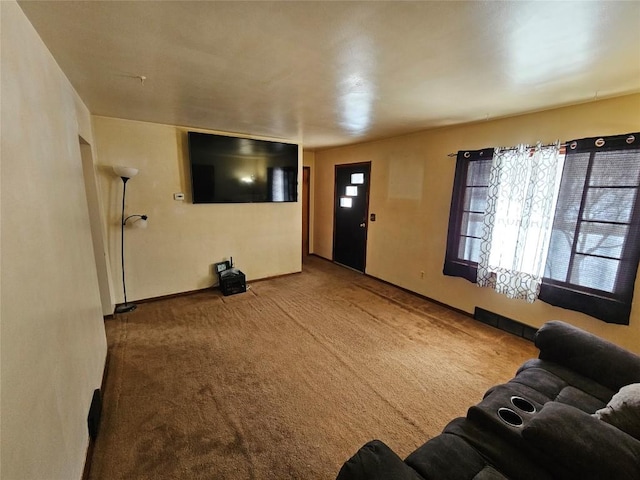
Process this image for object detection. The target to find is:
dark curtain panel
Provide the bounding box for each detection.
[540,133,640,324]
[283,167,297,201]
[443,148,494,282]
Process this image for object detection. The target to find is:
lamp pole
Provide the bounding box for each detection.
[112,166,146,314]
[115,175,137,314]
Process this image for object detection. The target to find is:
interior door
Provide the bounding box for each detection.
[333,163,371,272]
[302,166,310,256]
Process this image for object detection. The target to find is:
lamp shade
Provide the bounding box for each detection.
[113,166,139,178]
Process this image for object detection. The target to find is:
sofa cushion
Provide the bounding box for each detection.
[554,385,606,413]
[483,380,550,407]
[336,440,424,480]
[594,383,640,439]
[405,431,507,480]
[441,418,558,480]
[514,360,612,411]
[522,402,640,480]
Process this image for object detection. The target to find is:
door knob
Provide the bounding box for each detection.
[359,223,366,227]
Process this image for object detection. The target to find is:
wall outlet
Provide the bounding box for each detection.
[173,193,185,201]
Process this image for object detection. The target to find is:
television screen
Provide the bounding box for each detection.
[187,132,299,203]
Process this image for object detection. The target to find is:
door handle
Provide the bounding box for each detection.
[359,223,366,228]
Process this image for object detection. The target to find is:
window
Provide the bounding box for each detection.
[444,148,493,282]
[476,143,564,303]
[267,167,297,202]
[444,133,640,325]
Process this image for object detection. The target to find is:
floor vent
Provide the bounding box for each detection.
[474,307,537,342]
[88,389,102,440]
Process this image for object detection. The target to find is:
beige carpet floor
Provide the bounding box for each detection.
[89,256,537,480]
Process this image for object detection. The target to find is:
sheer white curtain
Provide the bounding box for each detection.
[477,142,564,302]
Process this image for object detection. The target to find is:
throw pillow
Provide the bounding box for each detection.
[594,383,640,439]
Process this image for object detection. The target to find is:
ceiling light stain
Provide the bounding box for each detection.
[336,35,376,136]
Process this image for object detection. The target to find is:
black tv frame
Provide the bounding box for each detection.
[187,131,299,204]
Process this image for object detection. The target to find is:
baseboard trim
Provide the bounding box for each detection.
[249,270,303,284]
[364,272,536,342]
[111,270,304,311]
[123,286,214,307]
[111,256,537,344]
[315,256,537,342]
[363,272,474,320]
[81,438,95,480]
[308,253,332,262]
[309,254,472,318]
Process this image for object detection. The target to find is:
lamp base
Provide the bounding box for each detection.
[115,303,137,314]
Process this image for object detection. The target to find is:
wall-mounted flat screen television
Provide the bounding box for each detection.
[187,131,299,204]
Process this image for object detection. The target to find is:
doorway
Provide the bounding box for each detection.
[302,166,311,257]
[79,137,114,315]
[333,162,371,272]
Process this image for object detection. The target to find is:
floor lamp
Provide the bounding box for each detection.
[113,166,148,314]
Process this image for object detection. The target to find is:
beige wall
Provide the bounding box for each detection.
[314,94,640,353]
[1,2,108,479]
[93,117,302,303]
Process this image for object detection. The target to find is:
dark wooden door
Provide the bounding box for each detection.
[333,163,371,272]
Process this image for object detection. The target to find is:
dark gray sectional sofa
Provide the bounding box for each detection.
[336,321,640,480]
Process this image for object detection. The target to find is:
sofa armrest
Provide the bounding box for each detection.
[534,321,640,391]
[522,402,640,480]
[336,440,424,480]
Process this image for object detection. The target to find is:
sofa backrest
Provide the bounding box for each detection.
[535,321,640,392]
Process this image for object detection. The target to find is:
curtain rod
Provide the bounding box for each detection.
[447,142,567,157]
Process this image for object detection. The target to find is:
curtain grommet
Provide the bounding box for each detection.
[595,138,605,147]
[464,152,470,158]
[569,141,577,150]
[627,135,635,144]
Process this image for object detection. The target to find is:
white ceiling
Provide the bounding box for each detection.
[18,1,640,149]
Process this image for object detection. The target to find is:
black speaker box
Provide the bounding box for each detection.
[219,268,246,296]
